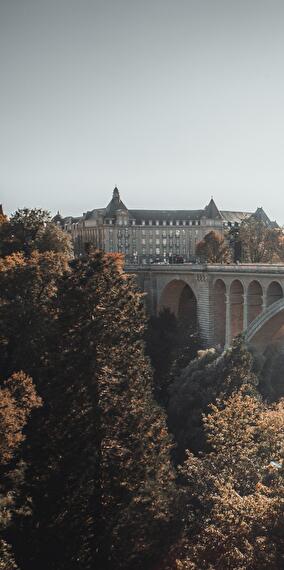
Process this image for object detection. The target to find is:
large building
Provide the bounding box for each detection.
[56,187,276,263]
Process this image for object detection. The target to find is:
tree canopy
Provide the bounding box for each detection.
[196,231,231,263]
[229,219,284,263]
[0,208,72,258]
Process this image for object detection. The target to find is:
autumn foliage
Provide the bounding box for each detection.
[0,207,284,570]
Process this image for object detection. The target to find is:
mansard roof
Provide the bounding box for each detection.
[220,210,252,224]
[129,209,204,223]
[59,187,277,228]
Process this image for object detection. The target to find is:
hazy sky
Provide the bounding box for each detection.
[1,0,284,222]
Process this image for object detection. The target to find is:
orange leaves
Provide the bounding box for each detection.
[0,372,41,465]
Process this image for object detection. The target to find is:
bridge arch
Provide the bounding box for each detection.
[213,279,226,347]
[247,280,263,325]
[230,279,244,339]
[267,281,283,307]
[246,298,284,352]
[159,279,197,329]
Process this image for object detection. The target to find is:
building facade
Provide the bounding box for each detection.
[56,187,276,264]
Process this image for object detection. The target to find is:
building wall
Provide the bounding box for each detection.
[66,215,224,263]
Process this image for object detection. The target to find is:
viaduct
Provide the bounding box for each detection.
[126,263,284,352]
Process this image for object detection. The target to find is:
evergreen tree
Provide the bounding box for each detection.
[0,251,68,379]
[145,310,201,408]
[168,337,258,459]
[17,251,178,570]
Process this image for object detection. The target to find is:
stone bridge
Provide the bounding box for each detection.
[126,263,284,352]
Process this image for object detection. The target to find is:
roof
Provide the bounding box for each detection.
[129,209,204,223]
[221,210,252,224]
[204,198,222,220]
[58,188,277,228]
[105,187,128,217]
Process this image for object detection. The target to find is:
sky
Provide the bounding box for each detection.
[1,0,284,222]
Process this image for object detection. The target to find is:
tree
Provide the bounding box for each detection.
[233,219,283,263]
[0,251,68,379]
[0,372,41,570]
[253,344,284,402]
[145,310,201,408]
[196,231,231,263]
[168,388,284,570]
[168,337,258,459]
[0,208,72,258]
[15,251,179,570]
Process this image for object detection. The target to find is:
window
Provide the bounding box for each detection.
[156,220,159,226]
[155,229,160,235]
[169,220,173,226]
[162,238,167,245]
[156,248,160,255]
[142,229,146,236]
[163,220,167,226]
[156,239,160,245]
[142,238,146,245]
[142,220,145,226]
[183,220,186,226]
[149,220,152,225]
[132,220,136,225]
[176,220,179,226]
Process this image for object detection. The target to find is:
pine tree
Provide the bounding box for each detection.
[18,251,178,570]
[0,251,68,379]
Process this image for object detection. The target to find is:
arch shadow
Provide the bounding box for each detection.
[159,280,197,330]
[213,279,226,347]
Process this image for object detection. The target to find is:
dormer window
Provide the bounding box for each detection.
[149,220,152,225]
[176,220,179,226]
[156,220,159,226]
[142,220,145,226]
[163,220,166,226]
[169,220,173,226]
[132,220,136,225]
